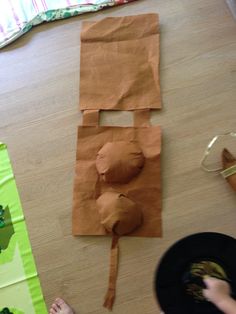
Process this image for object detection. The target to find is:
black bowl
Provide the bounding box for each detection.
[155,232,236,314]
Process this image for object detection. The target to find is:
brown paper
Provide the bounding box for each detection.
[79,14,161,111]
[96,191,143,236]
[103,235,119,311]
[82,109,100,126]
[75,13,163,310]
[72,125,162,237]
[96,141,145,184]
[133,109,151,127]
[222,148,236,192]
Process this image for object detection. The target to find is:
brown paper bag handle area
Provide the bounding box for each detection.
[83,109,151,127]
[83,109,100,126]
[133,109,151,127]
[103,235,120,311]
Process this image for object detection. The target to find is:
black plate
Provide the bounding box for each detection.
[154,232,236,314]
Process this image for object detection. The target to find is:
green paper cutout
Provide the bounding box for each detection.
[0,308,13,314]
[0,307,24,314]
[0,143,47,314]
[0,206,15,254]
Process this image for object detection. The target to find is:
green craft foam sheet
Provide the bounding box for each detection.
[0,143,47,314]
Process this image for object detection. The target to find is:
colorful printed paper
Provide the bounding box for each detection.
[0,0,136,49]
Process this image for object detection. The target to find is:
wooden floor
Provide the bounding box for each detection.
[1,0,236,313]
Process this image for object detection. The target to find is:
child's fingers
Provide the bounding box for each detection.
[203,276,211,287]
[203,288,209,298]
[203,288,211,302]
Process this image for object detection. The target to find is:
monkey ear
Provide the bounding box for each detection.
[222,148,236,169]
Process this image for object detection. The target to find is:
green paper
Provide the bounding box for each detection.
[0,143,47,314]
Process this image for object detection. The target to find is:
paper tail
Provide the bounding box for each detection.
[103,235,119,311]
[103,288,116,311]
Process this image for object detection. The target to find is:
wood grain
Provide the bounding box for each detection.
[0,0,236,313]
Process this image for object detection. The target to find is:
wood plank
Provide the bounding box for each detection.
[0,1,236,313]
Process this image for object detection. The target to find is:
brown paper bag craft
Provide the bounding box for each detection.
[72,14,162,310]
[221,148,236,192]
[201,132,236,192]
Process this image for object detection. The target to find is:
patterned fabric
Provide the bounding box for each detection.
[0,143,47,314]
[0,0,136,49]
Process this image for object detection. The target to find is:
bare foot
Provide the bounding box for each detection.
[49,298,75,314]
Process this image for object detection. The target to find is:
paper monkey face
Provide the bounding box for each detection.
[96,191,142,236]
[96,141,145,183]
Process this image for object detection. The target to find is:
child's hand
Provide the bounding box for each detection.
[203,277,231,306]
